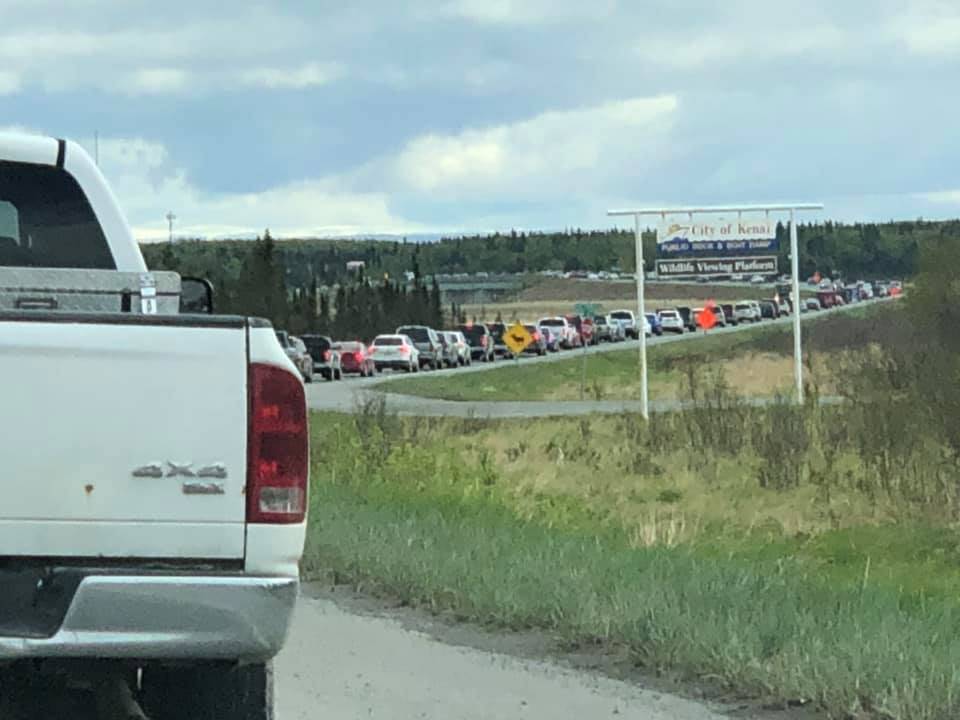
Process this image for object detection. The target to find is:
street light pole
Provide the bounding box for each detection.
[166,211,176,244]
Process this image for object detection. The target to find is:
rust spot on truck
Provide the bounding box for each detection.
[84,484,94,495]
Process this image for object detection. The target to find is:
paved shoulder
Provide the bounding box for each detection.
[275,592,732,720]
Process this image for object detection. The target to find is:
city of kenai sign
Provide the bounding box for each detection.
[657,218,778,254]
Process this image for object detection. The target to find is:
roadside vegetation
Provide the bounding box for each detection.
[378,302,895,402]
[303,240,960,719]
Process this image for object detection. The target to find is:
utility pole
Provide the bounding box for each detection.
[166,211,176,243]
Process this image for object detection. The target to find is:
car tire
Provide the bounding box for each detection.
[335,368,342,380]
[322,369,332,381]
[141,662,273,720]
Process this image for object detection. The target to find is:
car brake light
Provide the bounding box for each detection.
[400,345,410,354]
[247,363,308,524]
[323,350,331,362]
[481,336,488,347]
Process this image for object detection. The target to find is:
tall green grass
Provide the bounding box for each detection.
[305,406,960,719]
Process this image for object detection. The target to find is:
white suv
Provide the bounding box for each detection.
[657,309,685,333]
[608,309,638,338]
[733,301,759,323]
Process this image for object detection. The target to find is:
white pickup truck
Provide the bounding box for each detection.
[0,133,307,719]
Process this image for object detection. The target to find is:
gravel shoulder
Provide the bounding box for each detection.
[275,584,813,720]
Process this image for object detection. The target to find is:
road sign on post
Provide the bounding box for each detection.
[609,203,823,413]
[504,322,532,356]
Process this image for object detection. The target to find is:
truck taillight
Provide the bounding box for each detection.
[323,350,331,362]
[248,363,308,524]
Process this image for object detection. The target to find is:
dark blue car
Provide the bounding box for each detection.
[645,313,663,336]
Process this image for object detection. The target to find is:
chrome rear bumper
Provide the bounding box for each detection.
[0,575,298,662]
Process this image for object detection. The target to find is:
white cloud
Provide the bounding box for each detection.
[0,70,20,95]
[898,14,960,56]
[440,0,616,25]
[0,9,318,94]
[80,95,679,239]
[120,68,189,95]
[917,189,960,204]
[88,137,419,240]
[241,62,343,90]
[635,24,849,69]
[384,95,679,196]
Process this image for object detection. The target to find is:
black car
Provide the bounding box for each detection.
[458,323,495,362]
[675,306,696,332]
[300,333,341,381]
[759,301,777,320]
[487,322,513,358]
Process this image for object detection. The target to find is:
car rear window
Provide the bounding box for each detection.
[337,341,363,352]
[375,336,402,346]
[0,161,114,269]
[398,327,430,342]
[301,336,331,354]
[659,310,678,317]
[610,311,631,320]
[540,318,564,326]
[458,325,487,341]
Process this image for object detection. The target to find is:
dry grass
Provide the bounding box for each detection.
[521,350,837,402]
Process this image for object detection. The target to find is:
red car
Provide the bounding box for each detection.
[334,341,377,377]
[580,317,599,346]
[564,315,589,347]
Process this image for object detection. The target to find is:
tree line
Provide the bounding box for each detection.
[141,218,960,332]
[146,230,449,339]
[144,219,959,289]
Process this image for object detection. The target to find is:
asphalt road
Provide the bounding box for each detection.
[306,300,887,417]
[275,587,745,720]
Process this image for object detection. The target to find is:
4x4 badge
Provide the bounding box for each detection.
[132,462,227,479]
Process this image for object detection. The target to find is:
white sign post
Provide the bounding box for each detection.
[607,203,823,420]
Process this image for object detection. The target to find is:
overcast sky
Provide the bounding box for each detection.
[2,0,960,239]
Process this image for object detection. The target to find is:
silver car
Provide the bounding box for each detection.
[442,331,472,367]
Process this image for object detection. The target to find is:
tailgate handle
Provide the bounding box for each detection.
[15,296,59,310]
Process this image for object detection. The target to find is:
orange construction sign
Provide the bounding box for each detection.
[696,307,717,330]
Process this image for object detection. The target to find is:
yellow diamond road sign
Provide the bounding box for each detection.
[504,322,532,355]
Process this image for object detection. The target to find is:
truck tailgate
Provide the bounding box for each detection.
[0,315,248,560]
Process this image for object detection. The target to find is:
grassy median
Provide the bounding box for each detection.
[377,302,897,402]
[303,381,960,719]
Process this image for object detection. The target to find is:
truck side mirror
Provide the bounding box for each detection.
[181,277,214,314]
